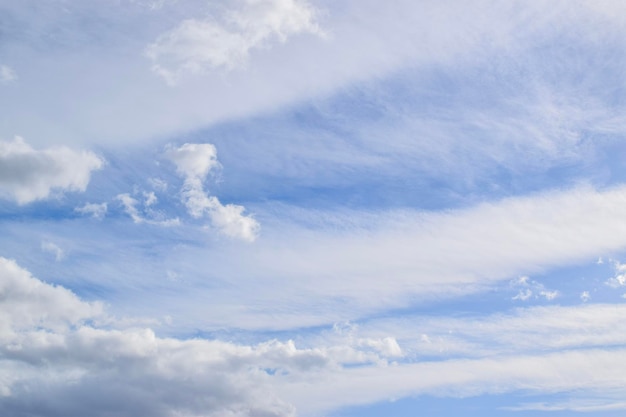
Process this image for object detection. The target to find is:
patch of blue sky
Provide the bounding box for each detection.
[330,391,626,417]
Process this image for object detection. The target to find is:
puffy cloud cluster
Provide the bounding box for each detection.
[145,0,322,84]
[0,257,404,417]
[0,137,103,204]
[166,143,260,241]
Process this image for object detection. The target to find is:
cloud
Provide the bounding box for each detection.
[0,257,102,334]
[166,143,259,241]
[280,348,626,416]
[0,258,405,417]
[3,260,626,417]
[605,259,626,288]
[145,184,626,330]
[0,137,103,204]
[0,65,17,84]
[510,275,558,302]
[166,143,220,182]
[116,193,179,226]
[75,202,108,220]
[41,241,64,262]
[145,0,322,84]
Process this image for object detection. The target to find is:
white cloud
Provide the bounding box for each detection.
[41,241,64,262]
[143,191,157,207]
[0,257,102,334]
[605,259,626,288]
[0,137,103,204]
[510,275,558,302]
[166,143,260,241]
[540,290,558,301]
[0,258,407,417]
[75,202,108,220]
[165,143,220,180]
[60,184,626,333]
[116,193,179,226]
[513,289,532,301]
[116,193,144,223]
[0,65,16,84]
[280,348,626,416]
[357,337,402,358]
[4,259,626,416]
[145,0,323,84]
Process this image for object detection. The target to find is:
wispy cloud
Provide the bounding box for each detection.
[41,241,64,262]
[75,202,108,220]
[116,192,179,226]
[0,65,17,84]
[511,276,558,302]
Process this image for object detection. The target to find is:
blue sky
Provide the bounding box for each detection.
[2,1,626,416]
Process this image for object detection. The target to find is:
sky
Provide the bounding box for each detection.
[2,0,626,416]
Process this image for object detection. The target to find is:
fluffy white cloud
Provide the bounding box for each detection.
[0,137,103,204]
[146,0,322,84]
[165,143,220,179]
[0,65,16,84]
[166,143,260,241]
[0,257,102,335]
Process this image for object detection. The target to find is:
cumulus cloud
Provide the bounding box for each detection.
[145,0,323,84]
[166,143,260,241]
[0,258,404,417]
[0,137,103,204]
[0,257,102,334]
[75,202,108,220]
[0,65,16,84]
